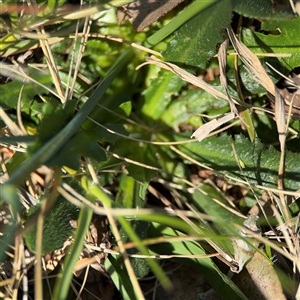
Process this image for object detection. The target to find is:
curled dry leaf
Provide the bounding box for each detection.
[218,39,239,116]
[74,214,111,277]
[227,26,275,96]
[141,56,232,102]
[139,56,266,112]
[44,237,73,271]
[191,112,235,142]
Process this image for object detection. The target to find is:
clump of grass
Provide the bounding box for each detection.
[0,1,299,299]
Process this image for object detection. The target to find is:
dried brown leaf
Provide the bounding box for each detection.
[218,39,239,115]
[227,26,275,96]
[139,56,266,114]
[117,0,185,31]
[140,56,231,101]
[191,112,235,142]
[274,89,286,152]
[227,26,289,193]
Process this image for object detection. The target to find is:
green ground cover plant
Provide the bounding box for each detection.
[0,1,300,299]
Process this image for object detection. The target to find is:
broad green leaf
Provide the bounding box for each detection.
[4,152,29,179]
[193,186,243,233]
[46,129,107,169]
[81,121,128,144]
[227,61,284,97]
[147,0,219,45]
[85,39,115,69]
[161,85,229,127]
[30,99,77,148]
[118,101,132,117]
[26,99,107,170]
[0,71,52,112]
[111,139,159,182]
[86,74,140,125]
[0,32,20,51]
[139,182,149,200]
[233,0,296,19]
[163,0,232,68]
[289,198,300,215]
[252,108,279,145]
[147,0,295,47]
[171,134,300,191]
[241,16,300,70]
[24,178,82,254]
[141,69,184,122]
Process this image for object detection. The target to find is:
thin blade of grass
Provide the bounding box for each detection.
[117,216,173,291]
[53,205,93,299]
[36,26,65,101]
[86,183,145,299]
[147,0,218,45]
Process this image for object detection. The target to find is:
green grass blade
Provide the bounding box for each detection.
[117,216,172,290]
[0,185,20,262]
[87,183,113,208]
[147,0,218,45]
[53,205,93,299]
[240,109,256,141]
[106,254,137,300]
